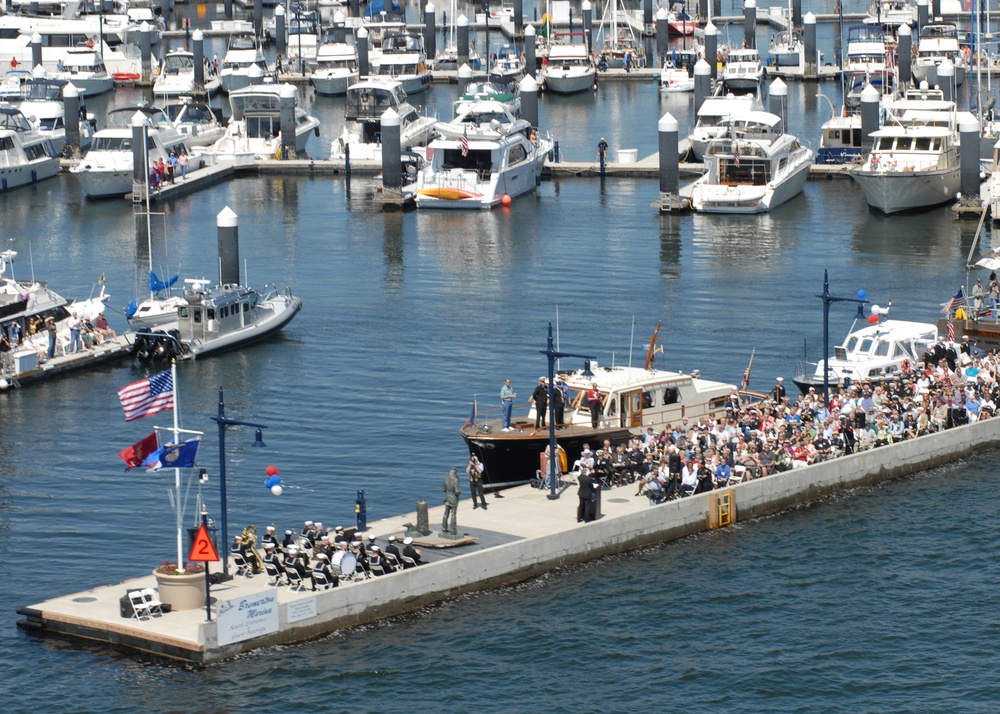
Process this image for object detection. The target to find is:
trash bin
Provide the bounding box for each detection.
[617,148,638,164]
[120,593,133,619]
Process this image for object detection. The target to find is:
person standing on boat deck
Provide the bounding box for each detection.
[577,466,596,522]
[466,454,487,510]
[587,383,602,428]
[44,316,56,359]
[7,320,21,347]
[771,377,786,404]
[500,378,515,431]
[442,467,460,534]
[973,278,986,316]
[67,311,82,353]
[532,377,549,428]
[552,383,565,427]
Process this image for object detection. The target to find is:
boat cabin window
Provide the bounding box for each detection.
[23,142,54,160]
[642,390,655,409]
[605,396,618,417]
[193,308,202,324]
[221,306,229,318]
[662,387,680,405]
[440,148,492,174]
[914,137,931,151]
[845,336,858,352]
[246,115,280,139]
[875,341,890,357]
[91,136,131,151]
[207,308,215,320]
[859,338,874,353]
[893,343,909,358]
[508,143,527,165]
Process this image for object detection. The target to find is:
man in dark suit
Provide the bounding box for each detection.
[577,466,595,522]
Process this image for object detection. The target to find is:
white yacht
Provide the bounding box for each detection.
[209,84,320,162]
[490,43,526,85]
[371,31,431,96]
[721,47,765,96]
[864,0,917,30]
[541,39,596,94]
[660,45,699,93]
[19,77,96,153]
[594,0,645,70]
[0,16,145,76]
[70,104,197,198]
[162,97,225,148]
[329,77,437,161]
[686,111,813,213]
[850,88,969,214]
[153,50,198,98]
[282,10,322,68]
[0,104,61,191]
[846,24,888,74]
[218,34,271,93]
[435,97,527,141]
[688,93,761,160]
[816,112,863,165]
[50,48,115,96]
[793,315,937,392]
[913,23,966,87]
[414,125,552,209]
[310,41,358,96]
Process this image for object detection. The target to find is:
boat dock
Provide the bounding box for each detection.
[0,334,135,390]
[17,415,1000,663]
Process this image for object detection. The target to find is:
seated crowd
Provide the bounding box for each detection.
[573,341,1000,506]
[233,521,425,591]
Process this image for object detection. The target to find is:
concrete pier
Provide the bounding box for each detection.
[18,415,1000,663]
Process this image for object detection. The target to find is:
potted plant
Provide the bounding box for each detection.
[153,561,207,611]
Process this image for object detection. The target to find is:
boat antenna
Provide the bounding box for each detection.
[555,304,560,370]
[628,315,635,368]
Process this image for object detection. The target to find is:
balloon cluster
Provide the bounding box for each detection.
[867,302,889,325]
[264,465,282,496]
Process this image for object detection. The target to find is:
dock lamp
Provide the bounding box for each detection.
[817,270,868,408]
[540,322,594,500]
[210,387,268,581]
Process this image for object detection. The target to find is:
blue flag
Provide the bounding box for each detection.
[143,437,200,471]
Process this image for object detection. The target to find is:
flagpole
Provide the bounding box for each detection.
[172,359,183,572]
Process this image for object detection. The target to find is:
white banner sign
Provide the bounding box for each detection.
[217,589,280,646]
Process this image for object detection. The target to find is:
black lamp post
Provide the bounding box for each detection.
[539,322,593,500]
[210,387,268,580]
[817,270,867,408]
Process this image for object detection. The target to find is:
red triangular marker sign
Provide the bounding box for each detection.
[189,523,220,563]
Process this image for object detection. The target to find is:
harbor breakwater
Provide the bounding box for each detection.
[20,414,998,663]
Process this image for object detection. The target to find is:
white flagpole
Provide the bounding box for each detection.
[172,359,183,572]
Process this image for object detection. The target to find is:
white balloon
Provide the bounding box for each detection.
[871,304,880,316]
[271,485,283,496]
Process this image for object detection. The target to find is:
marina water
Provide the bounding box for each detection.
[3,2,1000,708]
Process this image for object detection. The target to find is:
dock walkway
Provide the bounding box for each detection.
[18,414,1000,663]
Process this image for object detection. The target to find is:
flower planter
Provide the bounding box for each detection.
[153,569,207,611]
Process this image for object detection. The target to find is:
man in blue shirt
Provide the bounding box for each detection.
[500,378,515,431]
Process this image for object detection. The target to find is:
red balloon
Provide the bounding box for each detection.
[266,465,280,476]
[867,314,879,324]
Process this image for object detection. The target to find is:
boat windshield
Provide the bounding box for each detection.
[91,135,132,151]
[0,108,31,132]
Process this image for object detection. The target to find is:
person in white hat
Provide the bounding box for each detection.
[771,377,786,403]
[384,535,402,572]
[531,376,549,428]
[312,552,337,590]
[402,536,422,567]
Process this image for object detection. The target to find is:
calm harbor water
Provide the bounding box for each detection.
[3,3,1000,707]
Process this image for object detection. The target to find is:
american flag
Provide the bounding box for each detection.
[461,128,469,157]
[118,370,174,422]
[733,147,741,167]
[942,287,967,314]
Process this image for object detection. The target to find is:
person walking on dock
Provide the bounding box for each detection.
[442,467,460,535]
[67,311,82,353]
[500,378,515,431]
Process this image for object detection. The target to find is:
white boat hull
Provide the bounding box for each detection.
[542,67,596,94]
[189,294,302,358]
[72,166,133,198]
[689,160,810,214]
[0,157,60,191]
[310,69,358,96]
[911,62,966,87]
[850,166,960,214]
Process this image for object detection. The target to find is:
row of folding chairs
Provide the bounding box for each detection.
[128,588,163,621]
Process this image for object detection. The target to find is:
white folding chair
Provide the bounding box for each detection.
[729,466,746,486]
[312,569,333,590]
[368,561,386,577]
[128,590,152,621]
[401,555,418,569]
[232,552,254,578]
[264,561,285,586]
[285,567,306,592]
[140,588,164,617]
[383,553,401,572]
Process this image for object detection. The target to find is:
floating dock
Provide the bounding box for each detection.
[0,334,135,390]
[17,415,1000,663]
